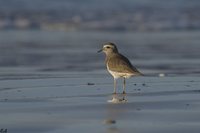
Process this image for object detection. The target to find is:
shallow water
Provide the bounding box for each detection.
[0,30,200,76]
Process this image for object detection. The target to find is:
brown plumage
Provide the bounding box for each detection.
[106,53,141,75]
[98,42,142,94]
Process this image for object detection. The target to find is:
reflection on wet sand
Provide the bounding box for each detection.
[107,94,128,104]
[104,94,128,133]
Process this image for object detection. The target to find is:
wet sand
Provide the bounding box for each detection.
[0,71,200,133]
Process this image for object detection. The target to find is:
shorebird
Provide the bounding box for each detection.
[98,42,142,94]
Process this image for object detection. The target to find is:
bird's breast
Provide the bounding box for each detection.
[106,63,134,79]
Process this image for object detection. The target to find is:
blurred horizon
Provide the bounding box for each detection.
[0,0,200,76]
[0,0,200,32]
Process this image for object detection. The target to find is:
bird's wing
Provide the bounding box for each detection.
[107,54,142,75]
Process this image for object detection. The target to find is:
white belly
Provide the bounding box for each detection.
[108,69,133,79]
[107,64,134,79]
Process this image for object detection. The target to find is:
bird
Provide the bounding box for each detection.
[98,42,142,94]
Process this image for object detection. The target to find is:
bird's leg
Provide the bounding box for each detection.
[113,78,117,94]
[122,77,126,94]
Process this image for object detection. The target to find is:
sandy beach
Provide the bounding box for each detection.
[0,69,200,133]
[0,30,200,133]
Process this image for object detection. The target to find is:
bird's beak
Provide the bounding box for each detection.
[97,49,103,53]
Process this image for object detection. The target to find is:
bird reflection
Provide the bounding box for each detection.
[107,93,128,104]
[104,94,128,133]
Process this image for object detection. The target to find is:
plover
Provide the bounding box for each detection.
[98,42,142,94]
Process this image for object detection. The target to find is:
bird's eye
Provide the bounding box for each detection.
[106,46,110,48]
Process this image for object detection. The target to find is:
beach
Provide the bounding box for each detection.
[0,69,200,133]
[0,31,200,133]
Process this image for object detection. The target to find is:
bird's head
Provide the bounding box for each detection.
[98,42,118,55]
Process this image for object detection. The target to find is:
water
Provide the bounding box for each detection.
[0,30,200,76]
[1,30,200,133]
